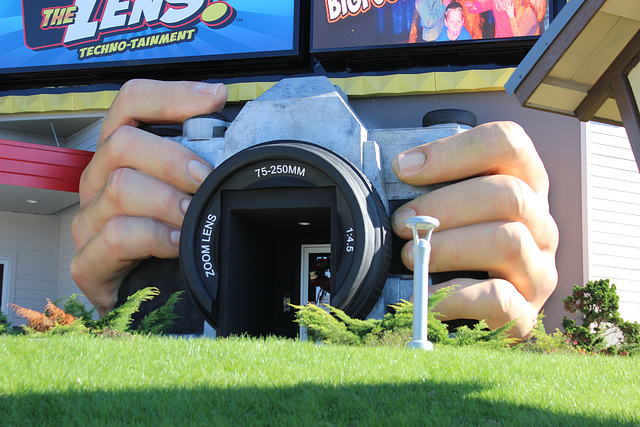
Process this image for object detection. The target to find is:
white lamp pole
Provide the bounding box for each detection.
[406,216,440,350]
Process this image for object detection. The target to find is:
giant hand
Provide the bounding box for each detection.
[391,122,559,338]
[70,80,228,316]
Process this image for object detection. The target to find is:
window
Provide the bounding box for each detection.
[0,258,8,311]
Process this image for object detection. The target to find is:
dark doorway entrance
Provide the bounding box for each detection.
[216,187,334,338]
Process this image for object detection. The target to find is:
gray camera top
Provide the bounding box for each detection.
[180,76,471,204]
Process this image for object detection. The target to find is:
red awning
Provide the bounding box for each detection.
[0,139,93,193]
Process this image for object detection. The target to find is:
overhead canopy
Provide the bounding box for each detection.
[505,0,640,126]
[506,0,640,169]
[0,139,93,214]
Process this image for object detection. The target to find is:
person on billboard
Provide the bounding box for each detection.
[457,0,485,39]
[376,0,416,44]
[465,0,514,38]
[435,2,473,41]
[504,0,546,37]
[71,80,559,339]
[409,0,446,42]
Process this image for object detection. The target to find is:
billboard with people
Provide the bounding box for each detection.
[312,0,548,50]
[0,0,556,86]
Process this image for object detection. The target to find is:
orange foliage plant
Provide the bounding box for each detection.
[10,299,77,332]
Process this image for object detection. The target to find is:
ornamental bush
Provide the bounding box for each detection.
[8,287,183,336]
[562,279,640,355]
[292,286,517,348]
[517,312,586,355]
[0,310,14,335]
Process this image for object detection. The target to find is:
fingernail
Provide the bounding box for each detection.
[194,83,222,96]
[393,208,417,232]
[397,151,426,174]
[187,160,213,183]
[181,199,191,214]
[170,230,181,247]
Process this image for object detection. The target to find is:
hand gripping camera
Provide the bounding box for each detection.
[133,76,477,337]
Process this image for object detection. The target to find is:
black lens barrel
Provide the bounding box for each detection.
[180,140,391,333]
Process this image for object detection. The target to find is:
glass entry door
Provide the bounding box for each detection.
[300,244,331,339]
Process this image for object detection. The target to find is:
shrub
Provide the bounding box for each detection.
[57,294,98,329]
[95,287,161,333]
[447,319,517,348]
[562,279,640,355]
[291,302,368,345]
[137,290,184,335]
[293,286,516,348]
[0,310,14,335]
[9,299,77,332]
[9,287,183,337]
[517,312,586,355]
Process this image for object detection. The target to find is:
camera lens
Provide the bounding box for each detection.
[180,140,391,337]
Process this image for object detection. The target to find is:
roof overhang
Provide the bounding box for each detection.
[506,0,640,125]
[0,139,93,214]
[506,0,640,167]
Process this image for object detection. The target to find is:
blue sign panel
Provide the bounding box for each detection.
[0,0,298,74]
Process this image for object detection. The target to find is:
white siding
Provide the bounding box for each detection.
[55,204,90,308]
[586,121,640,322]
[0,211,59,325]
[65,117,102,151]
[0,115,102,324]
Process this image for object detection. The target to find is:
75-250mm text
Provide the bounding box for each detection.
[254,164,306,178]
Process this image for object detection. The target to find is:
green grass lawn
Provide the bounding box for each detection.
[1,335,639,426]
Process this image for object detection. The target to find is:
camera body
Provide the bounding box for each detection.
[168,76,474,337]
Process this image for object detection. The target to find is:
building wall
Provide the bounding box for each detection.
[0,116,100,323]
[56,205,80,299]
[0,207,91,325]
[585,121,640,322]
[0,211,59,324]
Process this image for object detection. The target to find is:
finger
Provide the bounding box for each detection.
[429,278,539,339]
[391,175,559,252]
[392,121,549,198]
[73,167,191,249]
[402,221,557,309]
[99,79,228,145]
[80,127,213,204]
[70,216,180,315]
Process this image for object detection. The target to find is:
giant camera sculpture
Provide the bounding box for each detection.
[159,77,475,337]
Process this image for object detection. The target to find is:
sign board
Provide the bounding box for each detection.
[312,0,550,51]
[0,0,299,75]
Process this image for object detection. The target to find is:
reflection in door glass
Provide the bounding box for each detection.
[309,253,330,308]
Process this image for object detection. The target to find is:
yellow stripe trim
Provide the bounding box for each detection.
[0,68,514,116]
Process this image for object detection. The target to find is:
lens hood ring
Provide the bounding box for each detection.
[180,140,391,329]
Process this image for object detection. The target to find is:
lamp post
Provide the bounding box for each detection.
[406,216,440,350]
